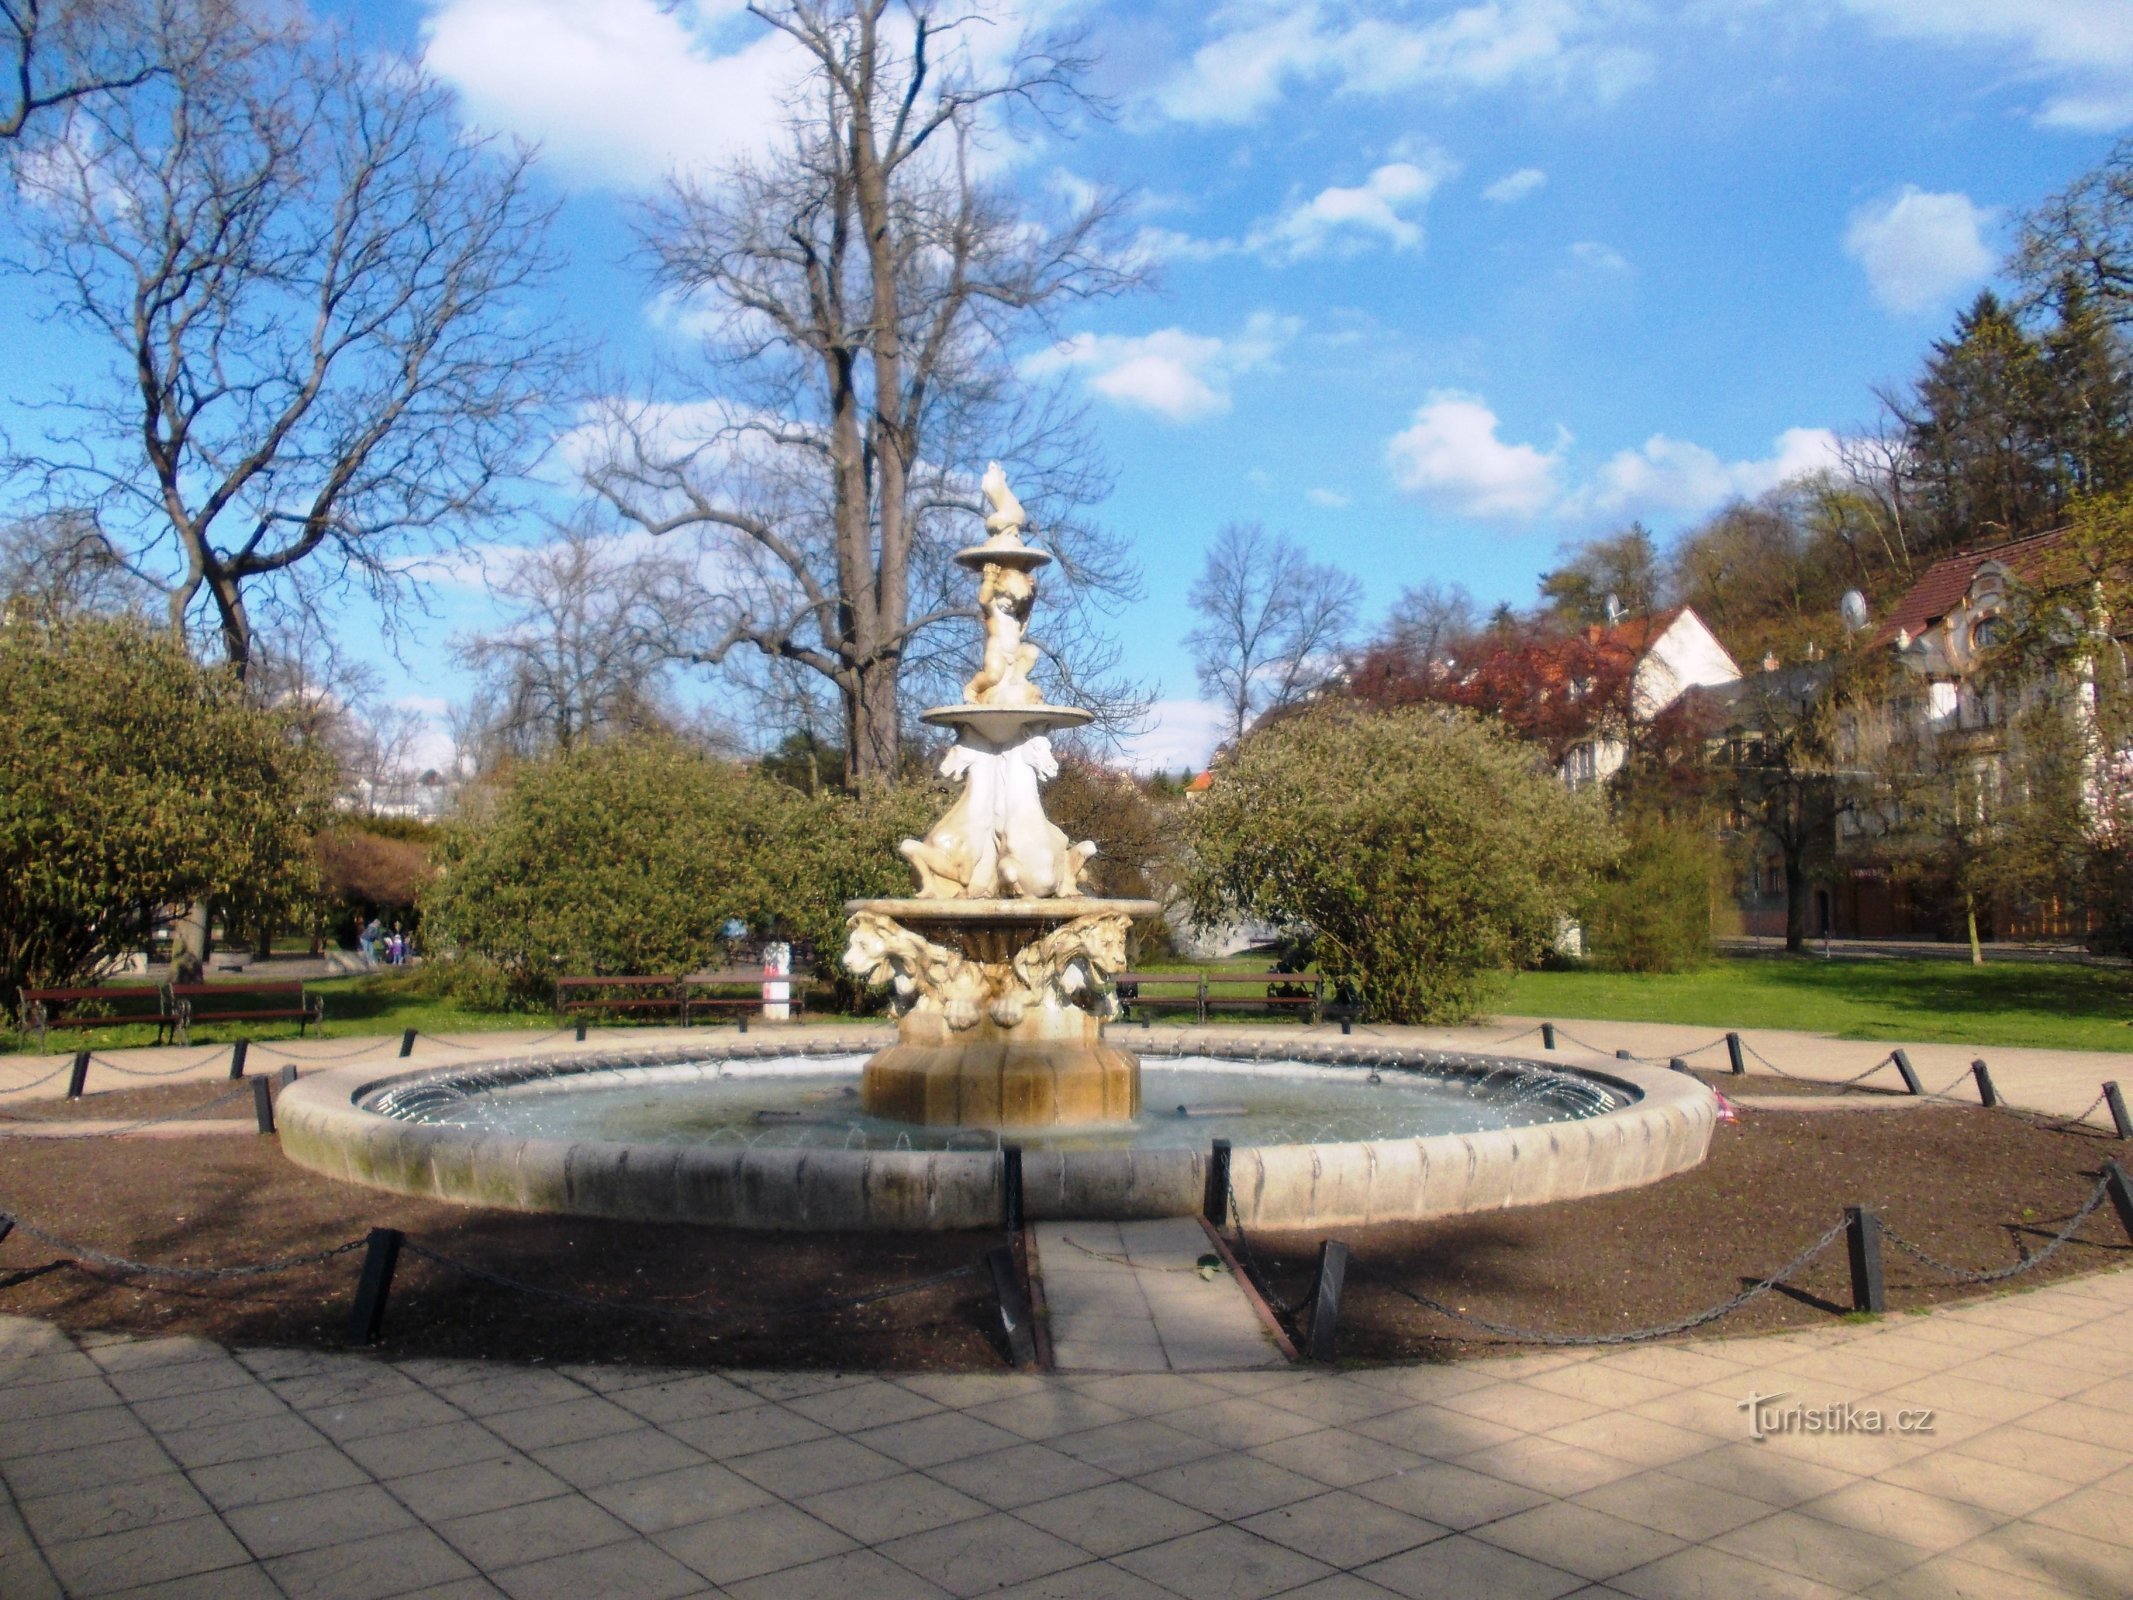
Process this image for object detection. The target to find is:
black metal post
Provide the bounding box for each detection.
[347,1227,405,1345]
[1669,1058,1689,1073]
[1306,1240,1349,1364]
[1615,1049,1634,1060]
[398,1028,418,1058]
[278,1063,297,1089]
[251,1076,276,1135]
[228,1039,249,1080]
[1002,1145,1024,1236]
[1726,1032,1746,1075]
[1845,1206,1886,1314]
[985,1244,1038,1369]
[1541,1023,1556,1050]
[574,1017,587,1042]
[2105,1160,2133,1243]
[1970,1059,1999,1108]
[1339,1016,1353,1036]
[2105,1081,2133,1141]
[1204,1138,1232,1227]
[0,1217,12,1249]
[1890,1050,1923,1096]
[65,1050,90,1099]
[738,1015,749,1034]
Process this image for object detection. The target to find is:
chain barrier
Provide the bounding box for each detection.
[1879,1174,2119,1287]
[2026,1091,2112,1134]
[1353,1215,1853,1347]
[246,1038,396,1064]
[0,1080,255,1137]
[0,1210,369,1281]
[1223,1167,1314,1320]
[399,1240,978,1326]
[0,1061,79,1094]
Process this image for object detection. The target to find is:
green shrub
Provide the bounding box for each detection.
[1179,704,1612,1023]
[1582,811,1718,972]
[420,735,940,1006]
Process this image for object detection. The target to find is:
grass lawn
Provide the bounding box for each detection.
[1501,956,2133,1052]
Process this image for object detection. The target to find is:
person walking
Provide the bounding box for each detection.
[359,915,381,969]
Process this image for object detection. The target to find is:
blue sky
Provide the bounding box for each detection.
[7,0,2133,773]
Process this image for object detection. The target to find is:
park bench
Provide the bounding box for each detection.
[170,980,323,1044]
[1114,971,1207,1024]
[683,968,808,1022]
[20,985,184,1049]
[1202,970,1325,1023]
[554,975,687,1025]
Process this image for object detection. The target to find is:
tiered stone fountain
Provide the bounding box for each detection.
[843,464,1161,1128]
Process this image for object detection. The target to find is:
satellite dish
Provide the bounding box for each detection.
[1603,592,1623,624]
[1839,590,1869,633]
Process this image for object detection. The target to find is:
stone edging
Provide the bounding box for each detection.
[274,1037,1716,1231]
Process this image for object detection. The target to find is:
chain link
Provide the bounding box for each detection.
[0,1211,369,1280]
[1352,1215,1853,1347]
[83,1047,236,1079]
[0,1080,256,1137]
[1879,1174,2118,1286]
[1222,1166,1313,1320]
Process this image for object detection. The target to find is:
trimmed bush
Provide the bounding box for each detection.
[1179,704,1612,1023]
[1583,810,1718,972]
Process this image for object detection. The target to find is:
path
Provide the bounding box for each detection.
[4,1269,2130,1598]
[1032,1219,1287,1374]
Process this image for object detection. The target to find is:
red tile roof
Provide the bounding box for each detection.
[1866,530,2066,649]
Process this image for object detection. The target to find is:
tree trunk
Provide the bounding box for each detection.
[1783,848,1810,954]
[850,657,902,787]
[1965,891,1984,966]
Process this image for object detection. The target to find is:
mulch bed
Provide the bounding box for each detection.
[0,1072,2126,1370]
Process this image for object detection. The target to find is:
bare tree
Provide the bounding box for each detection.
[0,508,151,615]
[1380,577,1476,662]
[454,523,713,764]
[588,0,1142,787]
[1185,522,1362,745]
[1,0,157,139]
[8,2,570,680]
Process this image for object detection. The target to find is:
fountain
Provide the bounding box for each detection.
[842,462,1160,1129]
[275,464,1718,1230]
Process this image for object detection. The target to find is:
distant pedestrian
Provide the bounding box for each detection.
[359,916,381,969]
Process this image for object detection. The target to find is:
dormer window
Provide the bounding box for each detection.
[1971,615,2007,651]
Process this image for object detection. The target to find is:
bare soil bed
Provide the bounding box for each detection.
[0,1073,2125,1369]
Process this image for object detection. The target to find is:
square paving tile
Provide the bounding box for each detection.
[662,1401,833,1457]
[852,1409,1025,1469]
[189,1444,372,1511]
[0,1437,177,1501]
[1453,1437,1644,1498]
[529,1427,707,1490]
[266,1525,480,1600]
[1571,1468,1791,1543]
[1134,1451,1327,1519]
[797,1471,991,1544]
[1710,1508,1932,1591]
[962,1390,1133,1441]
[1162,1396,1326,1449]
[1352,1460,1552,1529]
[389,1455,571,1521]
[877,1510,1090,1597]
[728,1434,906,1497]
[1357,1529,1587,1600]
[1111,1523,1336,1600]
[435,1493,633,1570]
[927,1441,1116,1509]
[478,1397,643,1453]
[1608,1542,1850,1600]
[42,1515,253,1598]
[1011,1480,1215,1556]
[225,1482,416,1559]
[304,1391,465,1443]
[18,1473,213,1546]
[343,1420,508,1480]
[157,1414,328,1471]
[725,1546,955,1600]
[488,1535,707,1600]
[1050,1417,1222,1475]
[609,1372,758,1424]
[585,1460,774,1533]
[1470,1499,1688,1581]
[786,1380,944,1431]
[1941,1519,2133,1597]
[655,1499,855,1586]
[1248,1426,1428,1488]
[1238,1488,1448,1566]
[984,1561,1177,1599]
[130,1385,287,1435]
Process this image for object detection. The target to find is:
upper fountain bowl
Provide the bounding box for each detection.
[919,702,1091,741]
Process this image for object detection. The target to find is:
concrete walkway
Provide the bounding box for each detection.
[3,1270,2130,1598]
[1033,1219,1288,1374]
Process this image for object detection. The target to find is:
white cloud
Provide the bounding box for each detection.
[421,0,804,190]
[1386,392,1563,519]
[1568,239,1631,273]
[1156,1,1646,126]
[1120,699,1231,774]
[1483,166,1548,203]
[1306,487,1352,508]
[1245,156,1456,261]
[1022,313,1300,422]
[1129,225,1239,265]
[1844,186,1998,315]
[1582,426,1844,518]
[1835,0,2133,130]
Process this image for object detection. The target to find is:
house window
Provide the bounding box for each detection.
[1763,859,1783,896]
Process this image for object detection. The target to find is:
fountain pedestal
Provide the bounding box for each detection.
[847,897,1158,1127]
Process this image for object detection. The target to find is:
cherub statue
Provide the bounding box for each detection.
[963,562,1041,706]
[981,460,1026,538]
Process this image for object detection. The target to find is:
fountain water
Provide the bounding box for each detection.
[842,463,1160,1128]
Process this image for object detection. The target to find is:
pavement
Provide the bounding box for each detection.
[1033,1219,1289,1375]
[3,1271,2131,1599]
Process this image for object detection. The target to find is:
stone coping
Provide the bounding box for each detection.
[275,1038,1716,1232]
